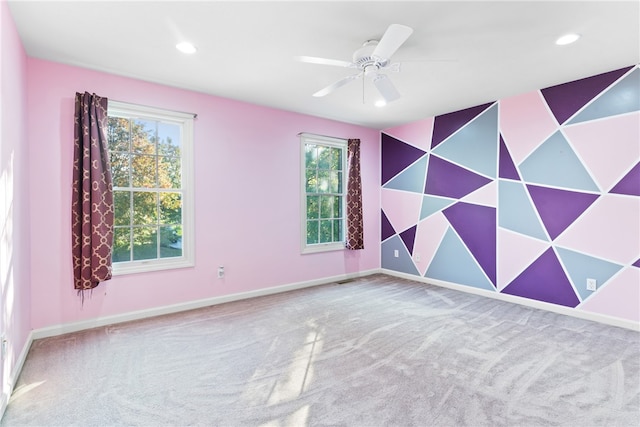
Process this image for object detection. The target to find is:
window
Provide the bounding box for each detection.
[300,133,346,253]
[107,101,194,274]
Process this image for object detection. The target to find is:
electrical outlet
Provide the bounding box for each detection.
[217,266,225,279]
[414,253,421,262]
[586,278,597,291]
[393,250,399,258]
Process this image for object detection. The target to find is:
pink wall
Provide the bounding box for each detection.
[0,0,31,406]
[27,58,380,330]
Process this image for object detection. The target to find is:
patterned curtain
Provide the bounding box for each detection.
[72,92,114,295]
[346,138,364,250]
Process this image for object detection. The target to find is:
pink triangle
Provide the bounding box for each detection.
[461,181,497,207]
[413,213,449,276]
[563,112,640,192]
[380,188,423,236]
[555,195,640,265]
[500,90,558,165]
[579,268,640,323]
[497,228,550,291]
[384,117,434,152]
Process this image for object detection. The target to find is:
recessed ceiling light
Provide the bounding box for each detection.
[555,33,581,46]
[375,100,387,108]
[176,42,197,54]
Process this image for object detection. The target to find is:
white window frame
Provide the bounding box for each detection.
[300,133,347,254]
[108,101,195,275]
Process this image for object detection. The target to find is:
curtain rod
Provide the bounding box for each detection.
[109,99,198,119]
[297,132,349,142]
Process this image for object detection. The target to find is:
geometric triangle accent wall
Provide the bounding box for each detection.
[610,162,640,196]
[381,64,640,323]
[501,248,580,308]
[540,66,632,125]
[432,103,498,178]
[381,133,426,185]
[526,185,599,240]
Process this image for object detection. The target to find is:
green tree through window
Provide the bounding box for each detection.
[301,134,346,253]
[107,101,194,274]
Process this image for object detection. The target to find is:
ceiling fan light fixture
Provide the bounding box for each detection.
[176,42,197,54]
[555,33,580,45]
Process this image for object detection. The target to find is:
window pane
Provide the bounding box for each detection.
[157,122,181,156]
[329,171,341,193]
[160,226,182,258]
[331,147,343,171]
[317,170,330,193]
[333,196,342,217]
[108,117,130,152]
[318,146,331,169]
[306,196,319,220]
[305,145,317,169]
[131,119,156,154]
[110,153,130,187]
[306,220,319,244]
[133,192,158,225]
[305,169,317,193]
[132,227,158,260]
[112,227,131,262]
[113,191,131,226]
[320,195,333,219]
[333,219,342,242]
[319,220,333,243]
[159,192,182,225]
[158,156,181,189]
[131,154,157,187]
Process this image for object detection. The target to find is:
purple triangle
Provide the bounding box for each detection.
[633,258,640,268]
[443,202,496,286]
[399,225,417,255]
[424,155,492,199]
[527,185,599,240]
[382,133,427,185]
[610,162,640,196]
[502,248,580,307]
[541,66,633,125]
[499,134,520,180]
[431,103,494,149]
[381,209,396,242]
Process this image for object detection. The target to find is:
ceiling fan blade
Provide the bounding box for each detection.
[313,74,360,97]
[372,24,413,61]
[372,74,400,103]
[294,56,353,68]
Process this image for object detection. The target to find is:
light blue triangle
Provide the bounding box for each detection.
[382,235,420,276]
[425,228,494,291]
[383,155,428,193]
[498,180,548,241]
[569,67,640,125]
[555,246,623,302]
[432,103,498,178]
[519,131,599,192]
[420,195,455,220]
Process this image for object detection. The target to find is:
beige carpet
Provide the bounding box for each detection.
[2,274,639,426]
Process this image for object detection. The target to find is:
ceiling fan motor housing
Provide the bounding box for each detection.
[353,40,388,76]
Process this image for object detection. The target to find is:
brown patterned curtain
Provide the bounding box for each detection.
[72,92,114,295]
[346,138,364,250]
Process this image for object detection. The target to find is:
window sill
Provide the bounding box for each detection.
[112,258,194,276]
[301,242,346,254]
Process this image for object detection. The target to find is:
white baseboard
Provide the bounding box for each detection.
[1,329,34,421]
[32,269,381,340]
[382,269,640,332]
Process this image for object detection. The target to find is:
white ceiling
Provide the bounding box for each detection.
[8,0,640,130]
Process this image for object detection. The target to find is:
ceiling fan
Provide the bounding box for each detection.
[295,24,414,104]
